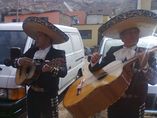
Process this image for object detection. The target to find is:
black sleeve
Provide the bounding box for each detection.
[12,47,37,68]
[147,52,157,85]
[23,47,38,58]
[50,50,67,78]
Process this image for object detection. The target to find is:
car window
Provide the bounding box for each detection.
[138,36,157,48]
[101,36,157,57]
[0,31,27,64]
[102,38,123,57]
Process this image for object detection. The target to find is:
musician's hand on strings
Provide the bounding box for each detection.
[137,51,149,69]
[42,59,63,73]
[42,64,50,72]
[91,52,101,65]
[18,57,34,67]
[42,64,52,72]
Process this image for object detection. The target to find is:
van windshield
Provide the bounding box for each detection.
[0,31,27,64]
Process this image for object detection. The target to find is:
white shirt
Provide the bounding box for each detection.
[113,46,137,62]
[91,45,137,67]
[33,46,51,60]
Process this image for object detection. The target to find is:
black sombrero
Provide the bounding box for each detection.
[23,16,69,44]
[99,9,157,39]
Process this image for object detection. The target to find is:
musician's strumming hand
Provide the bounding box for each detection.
[137,51,149,69]
[90,52,101,65]
[136,46,157,70]
[18,57,34,67]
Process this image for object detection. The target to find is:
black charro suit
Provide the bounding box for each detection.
[89,45,157,118]
[21,46,67,118]
[23,46,67,96]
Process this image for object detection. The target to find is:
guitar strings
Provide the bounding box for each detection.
[78,61,123,89]
[79,57,138,89]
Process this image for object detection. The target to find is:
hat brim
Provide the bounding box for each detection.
[99,9,157,39]
[23,17,69,44]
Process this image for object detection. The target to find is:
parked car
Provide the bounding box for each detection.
[98,36,157,115]
[0,22,85,117]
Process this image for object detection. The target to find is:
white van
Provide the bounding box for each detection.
[0,22,85,117]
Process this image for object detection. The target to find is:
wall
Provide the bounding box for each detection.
[67,10,86,24]
[4,11,72,26]
[137,0,151,10]
[73,24,101,47]
[87,15,103,24]
[86,15,109,24]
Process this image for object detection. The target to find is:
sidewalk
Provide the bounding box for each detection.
[59,102,72,118]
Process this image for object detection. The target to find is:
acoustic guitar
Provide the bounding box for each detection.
[15,58,65,85]
[63,46,157,118]
[63,58,137,118]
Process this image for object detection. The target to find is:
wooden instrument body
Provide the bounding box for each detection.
[15,64,40,85]
[63,59,136,118]
[15,58,65,85]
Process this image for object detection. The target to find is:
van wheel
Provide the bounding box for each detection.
[76,69,83,79]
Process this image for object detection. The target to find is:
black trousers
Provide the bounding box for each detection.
[27,89,59,118]
[108,98,145,118]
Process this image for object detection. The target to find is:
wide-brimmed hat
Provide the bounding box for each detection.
[98,9,157,39]
[23,16,69,44]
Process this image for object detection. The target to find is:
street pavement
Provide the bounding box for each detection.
[59,102,73,118]
[58,102,108,118]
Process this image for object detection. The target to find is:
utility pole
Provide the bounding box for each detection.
[16,0,19,22]
[137,0,151,10]
[137,0,141,9]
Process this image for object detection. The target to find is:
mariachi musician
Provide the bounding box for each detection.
[13,17,68,118]
[89,9,157,118]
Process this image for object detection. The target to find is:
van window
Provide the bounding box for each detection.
[102,38,123,57]
[69,33,82,51]
[0,31,27,64]
[105,39,123,51]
